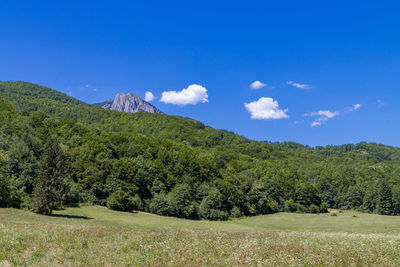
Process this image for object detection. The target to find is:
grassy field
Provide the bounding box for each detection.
[1,206,400,266]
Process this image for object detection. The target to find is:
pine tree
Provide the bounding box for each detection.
[0,152,11,207]
[33,137,69,215]
[376,178,393,215]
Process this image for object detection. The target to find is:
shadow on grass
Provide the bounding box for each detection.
[49,214,93,220]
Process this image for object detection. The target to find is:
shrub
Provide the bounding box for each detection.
[266,201,279,213]
[230,206,242,218]
[199,189,228,220]
[308,204,320,213]
[149,193,169,216]
[319,202,329,213]
[66,182,81,207]
[284,199,298,213]
[132,195,144,211]
[107,190,134,212]
[167,184,198,219]
[207,209,229,221]
[296,204,307,213]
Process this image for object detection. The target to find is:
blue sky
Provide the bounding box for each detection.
[1,0,399,146]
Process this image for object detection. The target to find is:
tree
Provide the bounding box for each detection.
[376,178,393,215]
[149,193,169,216]
[345,185,364,208]
[199,189,228,220]
[363,186,377,213]
[33,137,70,215]
[107,190,135,212]
[230,206,242,218]
[247,181,278,215]
[7,137,39,208]
[284,198,298,212]
[0,152,11,207]
[391,185,400,215]
[295,182,321,207]
[167,184,198,219]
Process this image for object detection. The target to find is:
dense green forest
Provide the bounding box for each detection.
[0,81,399,218]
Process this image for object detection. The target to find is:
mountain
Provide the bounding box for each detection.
[0,81,399,161]
[94,93,163,114]
[0,80,399,219]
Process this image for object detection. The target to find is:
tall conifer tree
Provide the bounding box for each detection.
[33,137,69,215]
[377,178,393,215]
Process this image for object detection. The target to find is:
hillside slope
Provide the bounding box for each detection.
[1,81,399,162]
[0,81,275,159]
[0,81,399,219]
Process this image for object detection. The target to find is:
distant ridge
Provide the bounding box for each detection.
[94,92,163,114]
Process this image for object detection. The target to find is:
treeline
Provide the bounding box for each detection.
[0,81,399,219]
[273,141,400,162]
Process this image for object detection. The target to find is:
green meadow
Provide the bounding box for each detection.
[1,206,399,266]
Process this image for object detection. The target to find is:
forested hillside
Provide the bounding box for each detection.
[0,81,399,219]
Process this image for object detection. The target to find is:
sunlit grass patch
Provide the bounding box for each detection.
[1,206,400,266]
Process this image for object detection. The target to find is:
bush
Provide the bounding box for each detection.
[199,189,229,220]
[132,195,144,211]
[319,202,329,213]
[107,190,135,212]
[167,184,198,219]
[296,204,307,213]
[266,201,279,214]
[207,209,229,221]
[66,182,81,207]
[230,206,242,218]
[0,176,10,207]
[149,193,169,216]
[308,204,320,213]
[284,199,298,212]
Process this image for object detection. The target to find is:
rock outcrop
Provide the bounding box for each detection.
[94,93,162,114]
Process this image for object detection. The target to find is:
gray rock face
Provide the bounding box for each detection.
[94,93,162,114]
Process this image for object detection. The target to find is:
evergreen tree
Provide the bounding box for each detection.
[391,186,400,215]
[33,137,70,215]
[376,178,393,215]
[363,186,377,213]
[0,152,11,207]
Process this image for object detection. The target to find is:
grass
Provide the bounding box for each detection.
[1,206,400,266]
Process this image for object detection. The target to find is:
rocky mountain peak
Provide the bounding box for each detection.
[94,92,162,114]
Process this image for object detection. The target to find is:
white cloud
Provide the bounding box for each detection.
[287,81,310,89]
[345,103,362,113]
[244,97,289,120]
[304,110,339,127]
[145,91,155,102]
[85,84,90,88]
[353,104,362,110]
[249,80,267,90]
[305,103,361,127]
[305,110,339,119]
[160,84,208,106]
